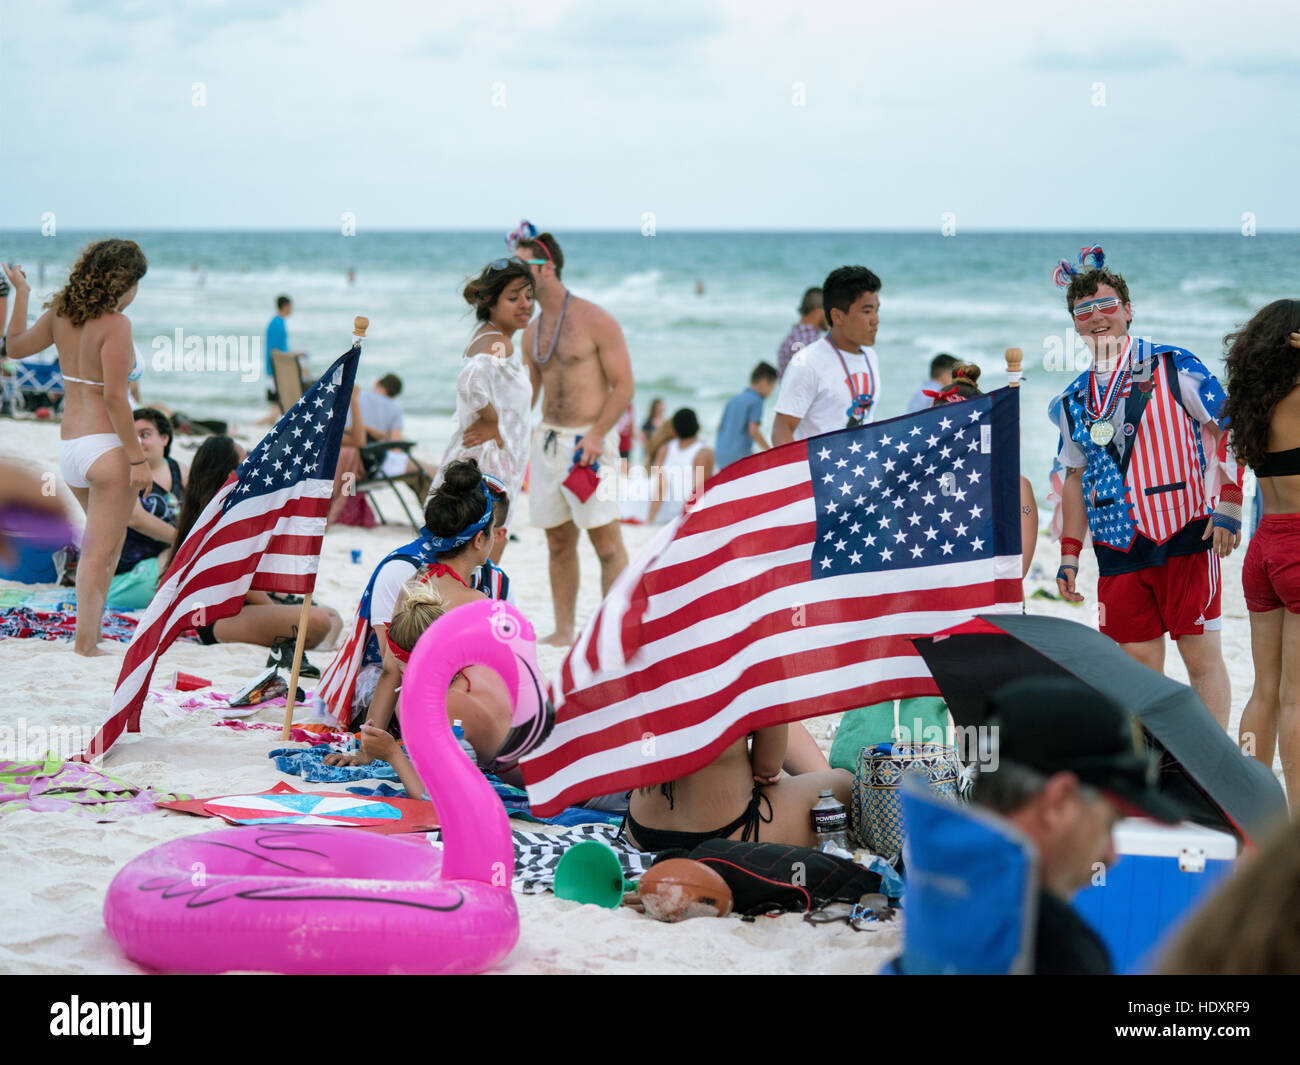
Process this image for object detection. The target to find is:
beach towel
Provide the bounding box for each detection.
[496,824,657,894]
[157,781,437,835]
[345,780,625,829]
[0,606,140,644]
[216,719,348,745]
[0,758,191,821]
[269,744,402,783]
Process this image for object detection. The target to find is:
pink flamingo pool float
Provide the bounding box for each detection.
[103,600,554,974]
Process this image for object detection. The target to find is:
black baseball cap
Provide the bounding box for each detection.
[982,676,1186,823]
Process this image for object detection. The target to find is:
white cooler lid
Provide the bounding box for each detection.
[1112,818,1238,860]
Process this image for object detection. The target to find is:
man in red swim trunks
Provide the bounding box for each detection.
[1048,247,1243,727]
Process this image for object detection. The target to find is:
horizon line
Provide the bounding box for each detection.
[1,226,1296,236]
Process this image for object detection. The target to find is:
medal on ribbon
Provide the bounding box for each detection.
[1086,339,1132,449]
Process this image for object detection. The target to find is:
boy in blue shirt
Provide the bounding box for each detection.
[715,362,778,470]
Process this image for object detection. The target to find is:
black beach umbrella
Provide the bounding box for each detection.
[912,614,1287,846]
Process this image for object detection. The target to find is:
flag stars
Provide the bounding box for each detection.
[823,530,836,542]
[880,434,893,446]
[953,458,966,470]
[971,537,985,551]
[835,457,848,469]
[848,441,862,453]
[939,447,951,460]
[839,482,853,496]
[939,417,952,430]
[891,497,905,510]
[893,529,907,544]
[822,472,836,484]
[878,516,891,529]
[853,465,866,477]
[849,551,862,565]
[908,512,921,526]
[924,526,938,541]
[880,548,893,562]
[869,477,882,490]
[955,428,966,441]
[820,557,833,570]
[922,491,936,506]
[910,545,924,559]
[866,450,878,461]
[849,522,862,535]
[864,533,877,547]
[940,541,955,555]
[926,435,939,448]
[954,523,968,537]
[825,501,839,514]
[953,488,967,502]
[939,509,953,523]
[969,409,982,422]
[969,505,983,519]
[835,538,847,552]
[967,470,981,484]
[909,426,921,437]
[818,447,832,461]
[882,459,896,472]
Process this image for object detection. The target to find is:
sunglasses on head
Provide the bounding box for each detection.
[482,473,507,499]
[519,240,554,268]
[488,257,526,272]
[1071,296,1123,320]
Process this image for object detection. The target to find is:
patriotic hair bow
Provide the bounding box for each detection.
[1051,243,1107,287]
[506,219,539,252]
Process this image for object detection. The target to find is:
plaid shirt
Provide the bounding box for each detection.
[777,322,823,378]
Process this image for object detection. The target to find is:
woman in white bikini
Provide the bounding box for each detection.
[4,241,150,656]
[434,259,534,560]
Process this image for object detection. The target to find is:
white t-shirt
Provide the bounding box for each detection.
[368,559,418,628]
[775,336,881,441]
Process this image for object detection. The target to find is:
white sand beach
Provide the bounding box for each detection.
[0,417,1268,975]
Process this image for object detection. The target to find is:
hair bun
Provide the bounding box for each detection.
[440,458,483,495]
[953,363,981,384]
[401,578,446,613]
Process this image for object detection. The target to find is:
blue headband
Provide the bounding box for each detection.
[428,481,494,554]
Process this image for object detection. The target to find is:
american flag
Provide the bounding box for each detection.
[520,388,1025,817]
[79,344,362,760]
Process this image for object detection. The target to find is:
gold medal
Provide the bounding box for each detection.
[1090,421,1115,447]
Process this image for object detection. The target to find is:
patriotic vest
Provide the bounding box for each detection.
[1062,340,1209,552]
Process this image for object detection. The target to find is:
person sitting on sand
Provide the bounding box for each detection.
[622,725,852,852]
[349,579,517,796]
[106,408,189,610]
[323,459,508,766]
[172,435,342,648]
[928,362,1039,578]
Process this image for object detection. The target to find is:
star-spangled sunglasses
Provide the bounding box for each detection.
[1071,296,1123,320]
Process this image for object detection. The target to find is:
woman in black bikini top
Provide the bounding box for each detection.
[1221,299,1300,806]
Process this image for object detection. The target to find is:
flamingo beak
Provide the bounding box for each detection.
[493,693,556,769]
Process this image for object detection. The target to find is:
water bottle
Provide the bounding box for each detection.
[811,788,849,853]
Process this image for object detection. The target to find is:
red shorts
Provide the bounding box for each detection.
[1098,550,1221,643]
[1243,514,1300,613]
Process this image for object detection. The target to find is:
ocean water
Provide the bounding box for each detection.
[2,230,1295,498]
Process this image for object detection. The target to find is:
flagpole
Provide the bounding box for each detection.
[281,315,369,740]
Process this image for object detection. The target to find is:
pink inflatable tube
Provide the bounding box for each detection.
[104,600,555,974]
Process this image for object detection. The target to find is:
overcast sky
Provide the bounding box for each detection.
[2,0,1297,231]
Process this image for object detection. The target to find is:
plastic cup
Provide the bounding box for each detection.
[553,840,637,908]
[173,670,210,691]
[350,549,361,565]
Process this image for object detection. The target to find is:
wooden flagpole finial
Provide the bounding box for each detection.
[353,316,369,338]
[1005,347,1024,388]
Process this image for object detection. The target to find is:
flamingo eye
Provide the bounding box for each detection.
[492,613,519,641]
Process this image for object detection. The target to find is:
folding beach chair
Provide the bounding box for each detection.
[2,358,65,418]
[354,439,432,528]
[271,351,307,414]
[895,775,1039,974]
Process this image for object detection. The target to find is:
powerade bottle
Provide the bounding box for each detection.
[811,789,849,853]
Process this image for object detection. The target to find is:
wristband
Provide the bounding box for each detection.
[1212,484,1243,536]
[1056,563,1078,583]
[1059,537,1083,558]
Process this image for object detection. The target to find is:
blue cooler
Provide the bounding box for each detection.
[1073,818,1237,974]
[0,533,58,583]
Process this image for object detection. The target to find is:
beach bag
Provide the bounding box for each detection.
[829,697,952,772]
[335,493,377,528]
[677,839,883,916]
[851,742,961,860]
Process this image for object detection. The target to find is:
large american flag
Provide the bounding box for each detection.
[79,344,361,761]
[520,388,1024,817]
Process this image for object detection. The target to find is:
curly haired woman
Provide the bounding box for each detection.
[1222,299,1300,804]
[3,240,150,655]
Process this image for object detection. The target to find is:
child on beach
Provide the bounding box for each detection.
[3,245,150,656]
[434,259,535,557]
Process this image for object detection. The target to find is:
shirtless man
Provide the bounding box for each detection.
[516,232,633,646]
